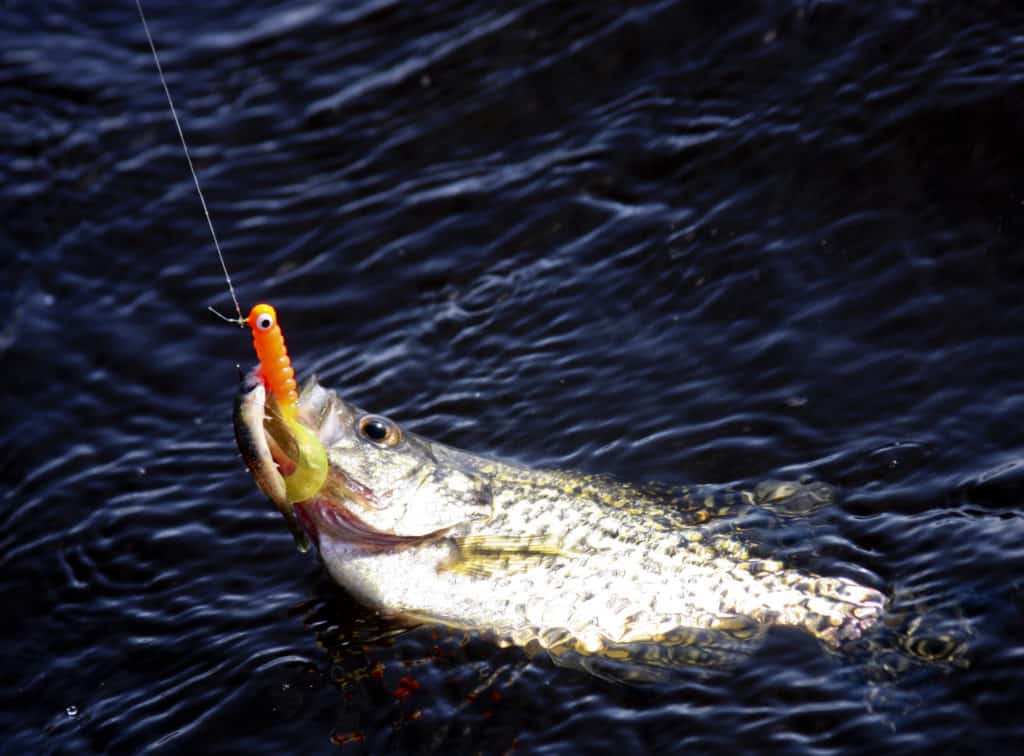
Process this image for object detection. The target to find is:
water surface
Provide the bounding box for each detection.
[3,1,1024,753]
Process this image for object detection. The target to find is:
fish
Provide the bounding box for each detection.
[234,368,891,679]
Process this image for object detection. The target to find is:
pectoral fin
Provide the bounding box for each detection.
[440,535,567,577]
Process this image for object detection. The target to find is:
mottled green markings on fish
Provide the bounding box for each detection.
[481,465,759,527]
[435,465,763,579]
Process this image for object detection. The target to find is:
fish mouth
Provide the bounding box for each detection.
[233,367,447,552]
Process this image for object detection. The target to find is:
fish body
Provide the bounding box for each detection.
[235,371,885,674]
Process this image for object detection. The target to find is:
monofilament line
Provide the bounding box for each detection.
[135,0,244,326]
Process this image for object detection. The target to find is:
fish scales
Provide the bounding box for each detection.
[319,462,880,650]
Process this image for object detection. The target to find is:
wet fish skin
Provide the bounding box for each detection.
[235,372,886,671]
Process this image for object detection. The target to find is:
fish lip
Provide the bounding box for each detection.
[296,496,450,552]
[233,367,290,515]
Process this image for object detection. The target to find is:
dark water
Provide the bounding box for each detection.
[4,0,1024,752]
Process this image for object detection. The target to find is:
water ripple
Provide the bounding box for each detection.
[4,0,1024,753]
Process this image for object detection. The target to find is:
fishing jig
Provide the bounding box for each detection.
[243,304,326,503]
[137,0,327,504]
[246,304,299,415]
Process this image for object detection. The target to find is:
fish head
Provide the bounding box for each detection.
[234,369,493,552]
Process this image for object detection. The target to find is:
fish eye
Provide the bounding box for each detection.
[358,415,401,447]
[256,313,275,331]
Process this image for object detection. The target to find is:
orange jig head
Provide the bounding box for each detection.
[245,303,298,416]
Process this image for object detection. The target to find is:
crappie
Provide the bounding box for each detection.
[234,369,886,676]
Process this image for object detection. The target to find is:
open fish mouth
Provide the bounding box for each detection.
[233,368,447,552]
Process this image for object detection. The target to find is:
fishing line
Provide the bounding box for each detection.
[135,0,244,326]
